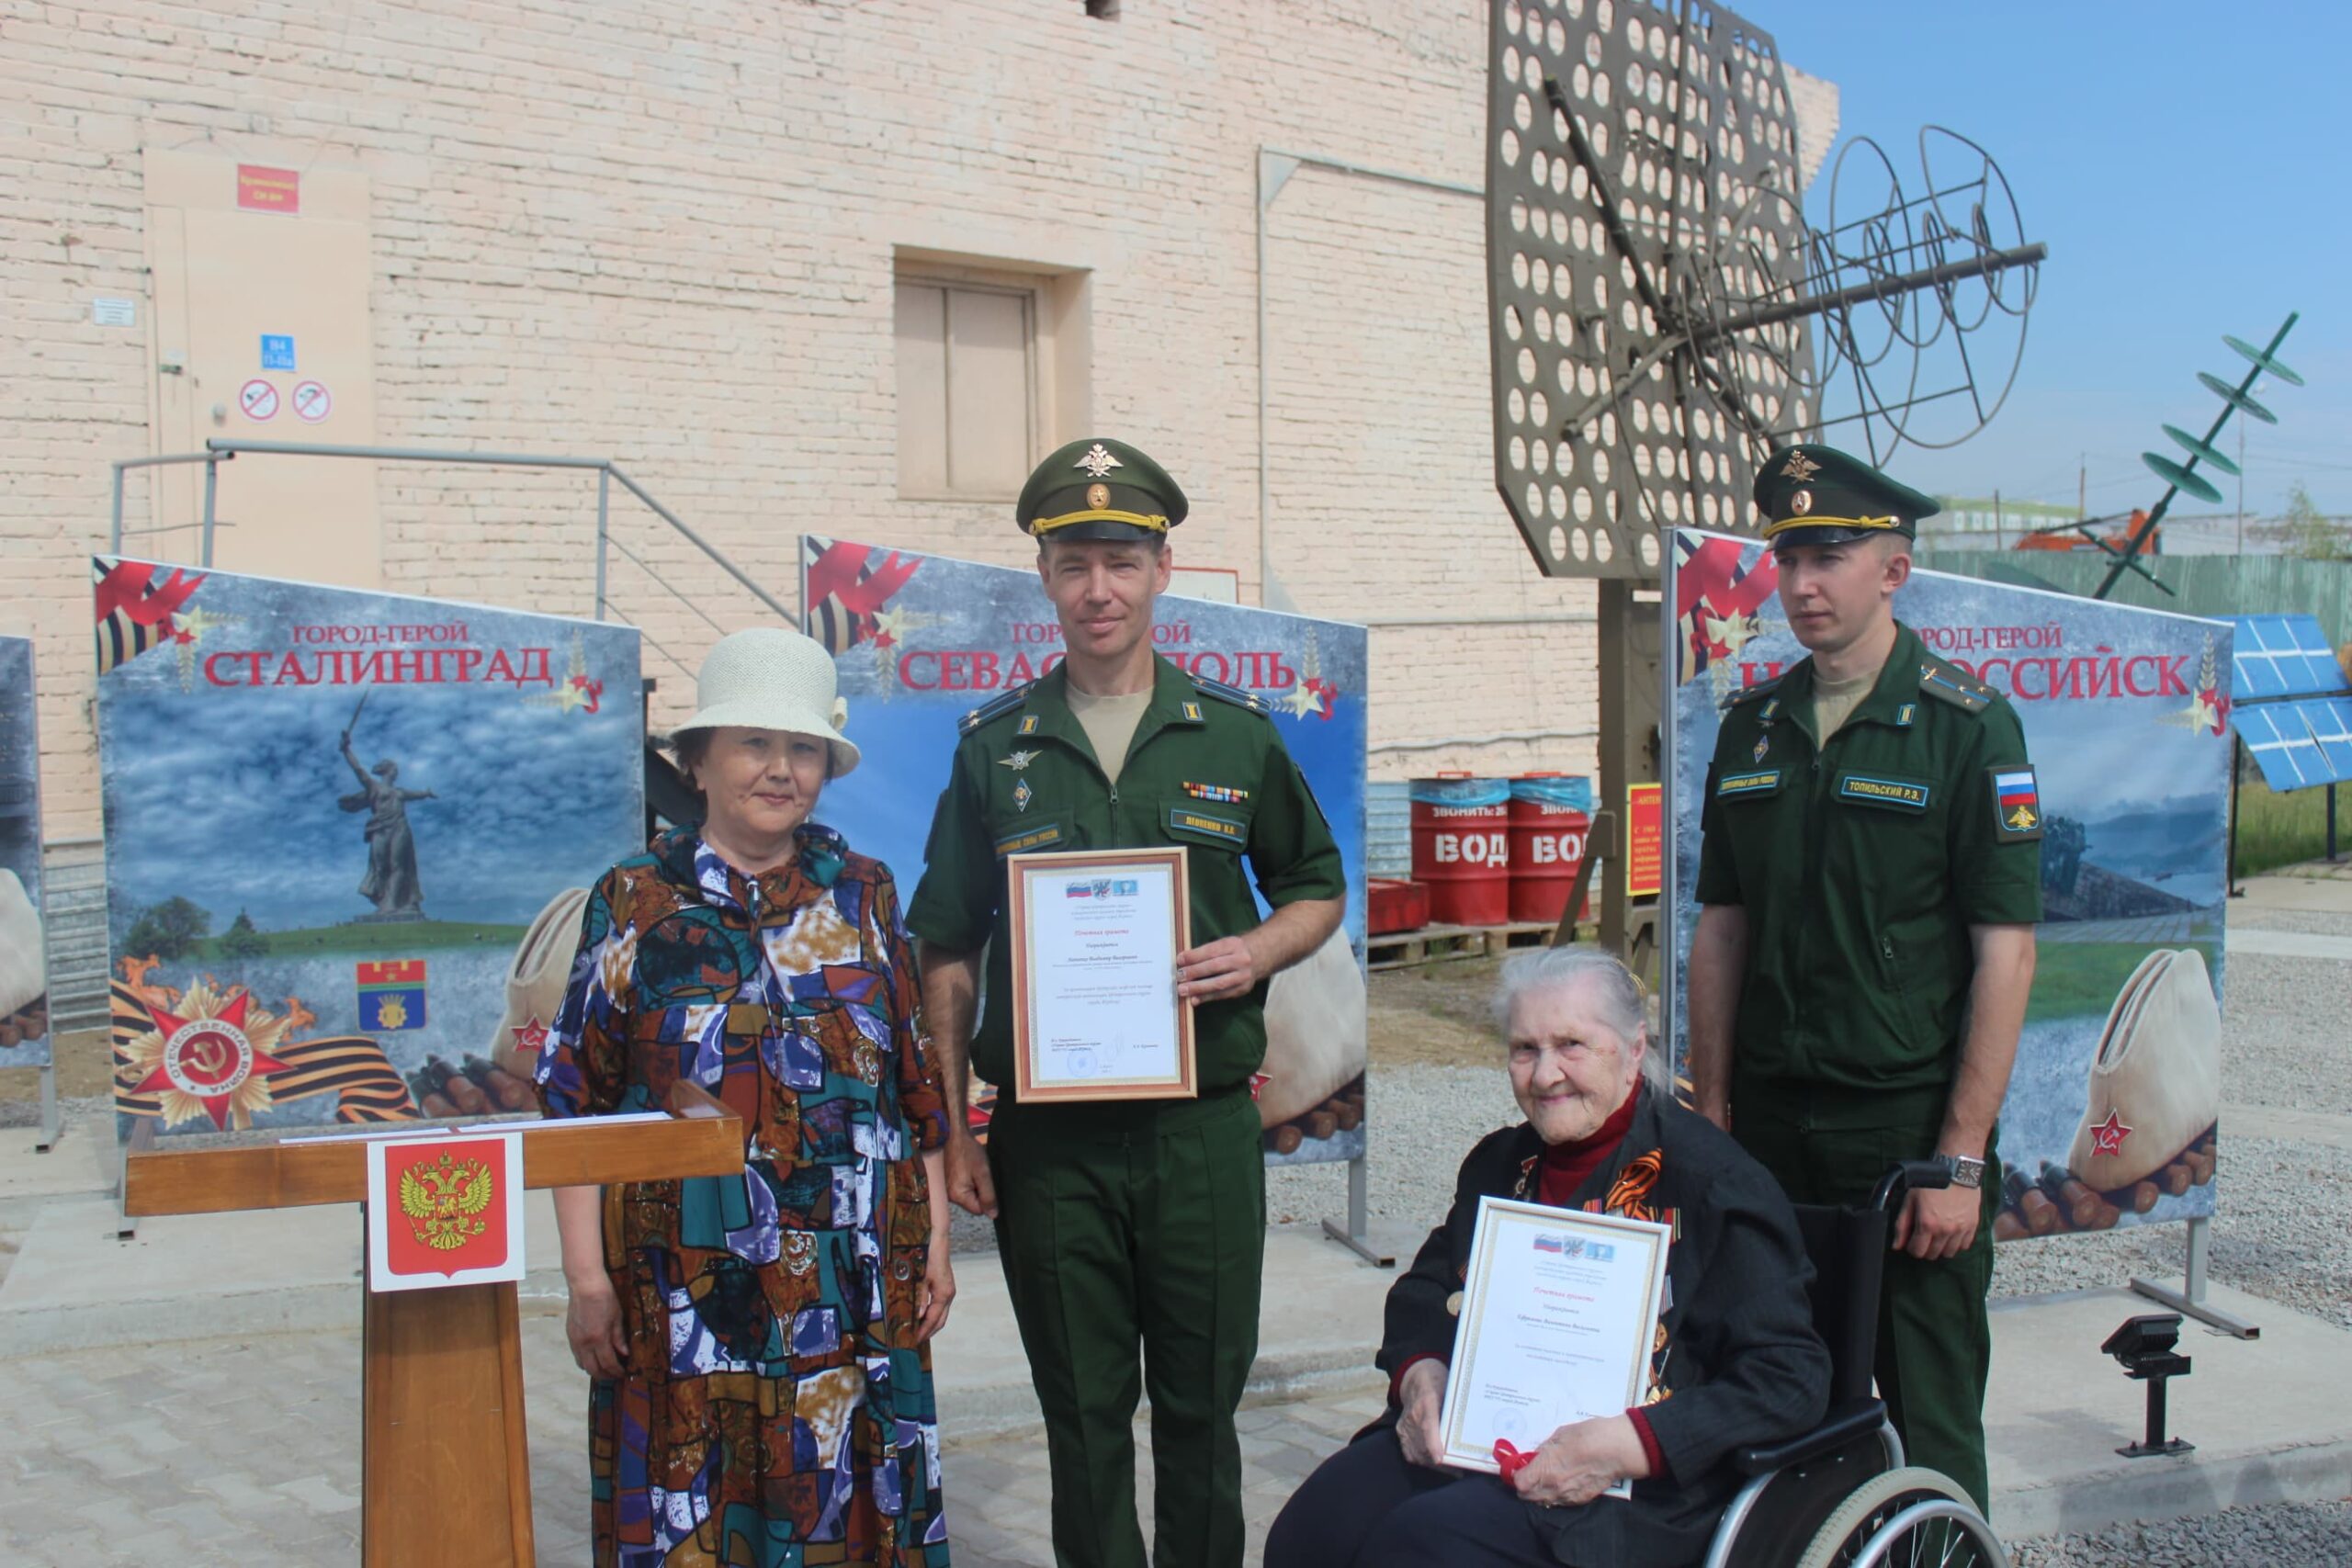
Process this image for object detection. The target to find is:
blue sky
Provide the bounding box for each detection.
[1772,0,2347,520]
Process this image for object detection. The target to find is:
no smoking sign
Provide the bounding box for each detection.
[238,378,280,421]
[292,379,332,423]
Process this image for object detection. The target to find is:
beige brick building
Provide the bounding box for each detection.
[0,0,1826,840]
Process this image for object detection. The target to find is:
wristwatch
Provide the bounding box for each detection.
[1933,1152,1986,1190]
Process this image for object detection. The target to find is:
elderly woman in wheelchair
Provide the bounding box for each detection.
[1266,946,2007,1568]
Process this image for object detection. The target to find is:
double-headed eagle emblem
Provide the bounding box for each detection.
[1074,443,1123,479]
[399,1149,496,1250]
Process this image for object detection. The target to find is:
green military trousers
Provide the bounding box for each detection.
[1731,1079,2001,1513]
[988,1089,1267,1568]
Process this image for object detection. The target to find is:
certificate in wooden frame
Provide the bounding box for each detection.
[1006,846,1196,1103]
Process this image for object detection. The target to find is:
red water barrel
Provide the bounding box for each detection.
[1410,774,1510,926]
[1507,773,1593,924]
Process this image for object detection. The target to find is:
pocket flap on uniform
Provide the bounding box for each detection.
[1836,772,1933,811]
[1714,768,1783,801]
[1163,803,1249,849]
[993,818,1070,858]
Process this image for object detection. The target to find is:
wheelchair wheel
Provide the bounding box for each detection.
[1793,1467,2007,1568]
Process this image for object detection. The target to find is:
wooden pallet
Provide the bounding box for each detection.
[1366,919,1566,972]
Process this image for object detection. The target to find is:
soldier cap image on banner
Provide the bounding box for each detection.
[1752,444,1940,550]
[1016,437,1189,544]
[2067,947,2223,1192]
[493,886,591,1062]
[0,868,44,1031]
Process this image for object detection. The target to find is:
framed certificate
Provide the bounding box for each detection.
[1006,846,1197,1103]
[1436,1195,1674,1492]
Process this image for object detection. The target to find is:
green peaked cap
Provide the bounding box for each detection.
[1017,437,1188,543]
[1752,444,1939,548]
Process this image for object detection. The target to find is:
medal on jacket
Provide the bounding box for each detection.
[1753,732,1770,762]
[1013,779,1034,813]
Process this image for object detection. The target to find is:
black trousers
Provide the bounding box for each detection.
[1263,1428,1560,1568]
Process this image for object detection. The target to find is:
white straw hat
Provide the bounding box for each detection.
[671,627,860,777]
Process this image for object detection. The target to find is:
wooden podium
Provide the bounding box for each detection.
[122,1084,744,1566]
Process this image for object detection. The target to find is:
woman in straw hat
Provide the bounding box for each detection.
[537,626,955,1565]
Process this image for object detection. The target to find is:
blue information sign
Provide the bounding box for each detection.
[260,334,296,371]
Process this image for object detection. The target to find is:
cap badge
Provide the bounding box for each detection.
[1790,488,1813,515]
[1779,450,1822,482]
[1086,482,1111,509]
[1075,443,1124,479]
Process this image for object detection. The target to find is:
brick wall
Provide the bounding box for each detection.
[0,0,1619,840]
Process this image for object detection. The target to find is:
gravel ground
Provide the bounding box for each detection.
[2010,1498,2352,1566]
[2213,951,2352,1115]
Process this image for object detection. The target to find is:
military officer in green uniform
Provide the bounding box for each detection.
[1685,446,2041,1512]
[908,436,1346,1568]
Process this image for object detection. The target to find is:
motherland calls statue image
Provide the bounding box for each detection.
[337,694,435,921]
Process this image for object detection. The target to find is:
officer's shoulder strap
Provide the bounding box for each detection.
[1721,673,1782,711]
[1190,672,1269,716]
[1917,655,1995,715]
[957,682,1036,736]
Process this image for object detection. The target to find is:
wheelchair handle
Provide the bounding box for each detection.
[1869,1159,1952,1214]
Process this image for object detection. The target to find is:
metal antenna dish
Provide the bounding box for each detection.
[1486,0,2047,580]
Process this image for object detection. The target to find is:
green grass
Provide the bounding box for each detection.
[194,920,526,959]
[2232,771,2350,878]
[2027,939,2218,1023]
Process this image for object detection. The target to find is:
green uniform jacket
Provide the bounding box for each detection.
[907,655,1345,1109]
[1695,621,2043,1105]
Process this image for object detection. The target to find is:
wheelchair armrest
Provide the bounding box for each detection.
[1734,1398,1887,1476]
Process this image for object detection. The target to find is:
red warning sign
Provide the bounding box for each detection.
[238,379,280,422]
[236,164,300,215]
[291,379,332,423]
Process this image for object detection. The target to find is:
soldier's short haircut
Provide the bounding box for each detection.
[1491,945,1668,1093]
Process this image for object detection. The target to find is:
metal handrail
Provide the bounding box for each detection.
[107,439,797,637]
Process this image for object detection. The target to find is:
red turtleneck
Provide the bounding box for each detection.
[1535,1084,1644,1208]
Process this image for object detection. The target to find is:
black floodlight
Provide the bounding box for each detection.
[2102,1313,2194,1458]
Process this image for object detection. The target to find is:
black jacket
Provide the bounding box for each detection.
[1374,1085,1830,1567]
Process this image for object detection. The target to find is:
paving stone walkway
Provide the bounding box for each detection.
[0,1307,1380,1565]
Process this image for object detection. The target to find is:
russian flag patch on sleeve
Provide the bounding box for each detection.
[1989,765,2043,841]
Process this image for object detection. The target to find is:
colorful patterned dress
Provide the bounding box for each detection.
[537,825,954,1567]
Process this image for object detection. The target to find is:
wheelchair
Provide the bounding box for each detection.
[1701,1161,2008,1568]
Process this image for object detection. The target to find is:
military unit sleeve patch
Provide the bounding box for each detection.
[1714,768,1783,800]
[1990,765,2043,840]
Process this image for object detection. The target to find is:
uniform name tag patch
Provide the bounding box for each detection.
[1838,773,1931,811]
[1165,806,1247,844]
[994,822,1066,857]
[1715,768,1782,799]
[1991,765,2043,840]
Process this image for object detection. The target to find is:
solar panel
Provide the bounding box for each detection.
[2302,696,2352,781]
[2237,704,2323,791]
[2228,614,2349,701]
